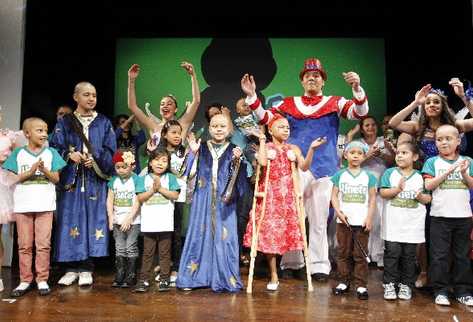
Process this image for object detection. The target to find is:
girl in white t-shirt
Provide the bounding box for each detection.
[379,142,431,301]
[134,149,180,293]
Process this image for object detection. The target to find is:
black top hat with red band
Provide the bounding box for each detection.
[299,58,327,81]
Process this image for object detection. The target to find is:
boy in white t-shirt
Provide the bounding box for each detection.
[331,141,377,300]
[422,125,473,307]
[380,142,431,301]
[2,117,66,297]
[107,150,144,288]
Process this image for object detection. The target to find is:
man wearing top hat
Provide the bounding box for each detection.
[241,58,369,280]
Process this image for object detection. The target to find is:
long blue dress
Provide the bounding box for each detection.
[176,141,247,292]
[50,113,116,262]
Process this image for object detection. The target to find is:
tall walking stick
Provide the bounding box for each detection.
[246,160,271,294]
[290,162,314,292]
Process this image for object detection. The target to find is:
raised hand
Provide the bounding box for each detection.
[449,77,465,99]
[187,132,201,153]
[310,136,327,150]
[241,74,257,97]
[181,61,195,76]
[342,72,360,91]
[128,64,141,80]
[414,84,432,105]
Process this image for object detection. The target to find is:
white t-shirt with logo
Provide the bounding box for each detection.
[380,167,427,243]
[140,172,180,232]
[331,168,377,225]
[422,155,473,218]
[2,146,66,213]
[108,174,144,225]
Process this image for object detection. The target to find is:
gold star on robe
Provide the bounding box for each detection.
[69,227,80,239]
[229,276,237,288]
[95,228,105,240]
[187,260,199,273]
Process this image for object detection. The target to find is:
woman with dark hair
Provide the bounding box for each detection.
[113,114,146,173]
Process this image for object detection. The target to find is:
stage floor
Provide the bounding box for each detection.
[1,265,472,321]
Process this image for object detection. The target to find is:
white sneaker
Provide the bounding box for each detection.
[435,294,451,306]
[398,283,412,300]
[0,279,4,292]
[78,272,93,286]
[383,283,397,300]
[456,295,473,306]
[58,272,79,286]
[266,281,279,291]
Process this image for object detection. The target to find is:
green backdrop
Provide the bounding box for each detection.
[115,38,386,135]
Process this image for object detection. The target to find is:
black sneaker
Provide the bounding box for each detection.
[158,279,170,292]
[133,280,149,293]
[312,273,329,282]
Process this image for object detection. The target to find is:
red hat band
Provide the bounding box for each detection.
[299,58,327,81]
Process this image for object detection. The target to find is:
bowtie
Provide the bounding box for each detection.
[301,95,321,106]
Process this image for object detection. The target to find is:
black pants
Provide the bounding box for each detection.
[171,202,184,272]
[237,178,252,255]
[64,258,94,273]
[383,241,417,287]
[429,217,473,297]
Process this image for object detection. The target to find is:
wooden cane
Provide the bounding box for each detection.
[290,162,314,292]
[247,160,271,294]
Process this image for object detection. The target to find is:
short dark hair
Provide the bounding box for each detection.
[147,148,171,174]
[205,102,223,122]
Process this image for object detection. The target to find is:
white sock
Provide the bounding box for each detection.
[15,282,30,291]
[37,281,49,290]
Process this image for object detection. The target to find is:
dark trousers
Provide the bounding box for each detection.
[171,203,184,272]
[429,217,473,297]
[65,258,94,273]
[237,178,252,255]
[336,223,369,288]
[139,232,172,282]
[383,241,417,287]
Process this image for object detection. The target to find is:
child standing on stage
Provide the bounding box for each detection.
[107,150,144,288]
[422,124,473,307]
[176,113,248,292]
[3,117,66,297]
[242,113,326,290]
[380,142,431,301]
[331,141,376,300]
[134,148,180,292]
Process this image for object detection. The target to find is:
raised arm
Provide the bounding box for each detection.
[388,84,432,135]
[338,72,369,120]
[178,61,201,138]
[241,74,276,125]
[127,64,161,133]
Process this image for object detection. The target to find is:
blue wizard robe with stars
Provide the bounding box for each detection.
[177,141,247,292]
[50,112,116,262]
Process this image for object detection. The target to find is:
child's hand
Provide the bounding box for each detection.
[363,216,372,232]
[459,159,470,174]
[128,64,140,80]
[108,219,114,231]
[397,177,406,191]
[120,216,133,232]
[232,147,242,159]
[336,210,349,226]
[446,162,460,175]
[69,151,82,164]
[30,160,40,175]
[181,61,195,76]
[187,132,201,153]
[37,158,45,171]
[310,137,327,150]
[153,176,161,192]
